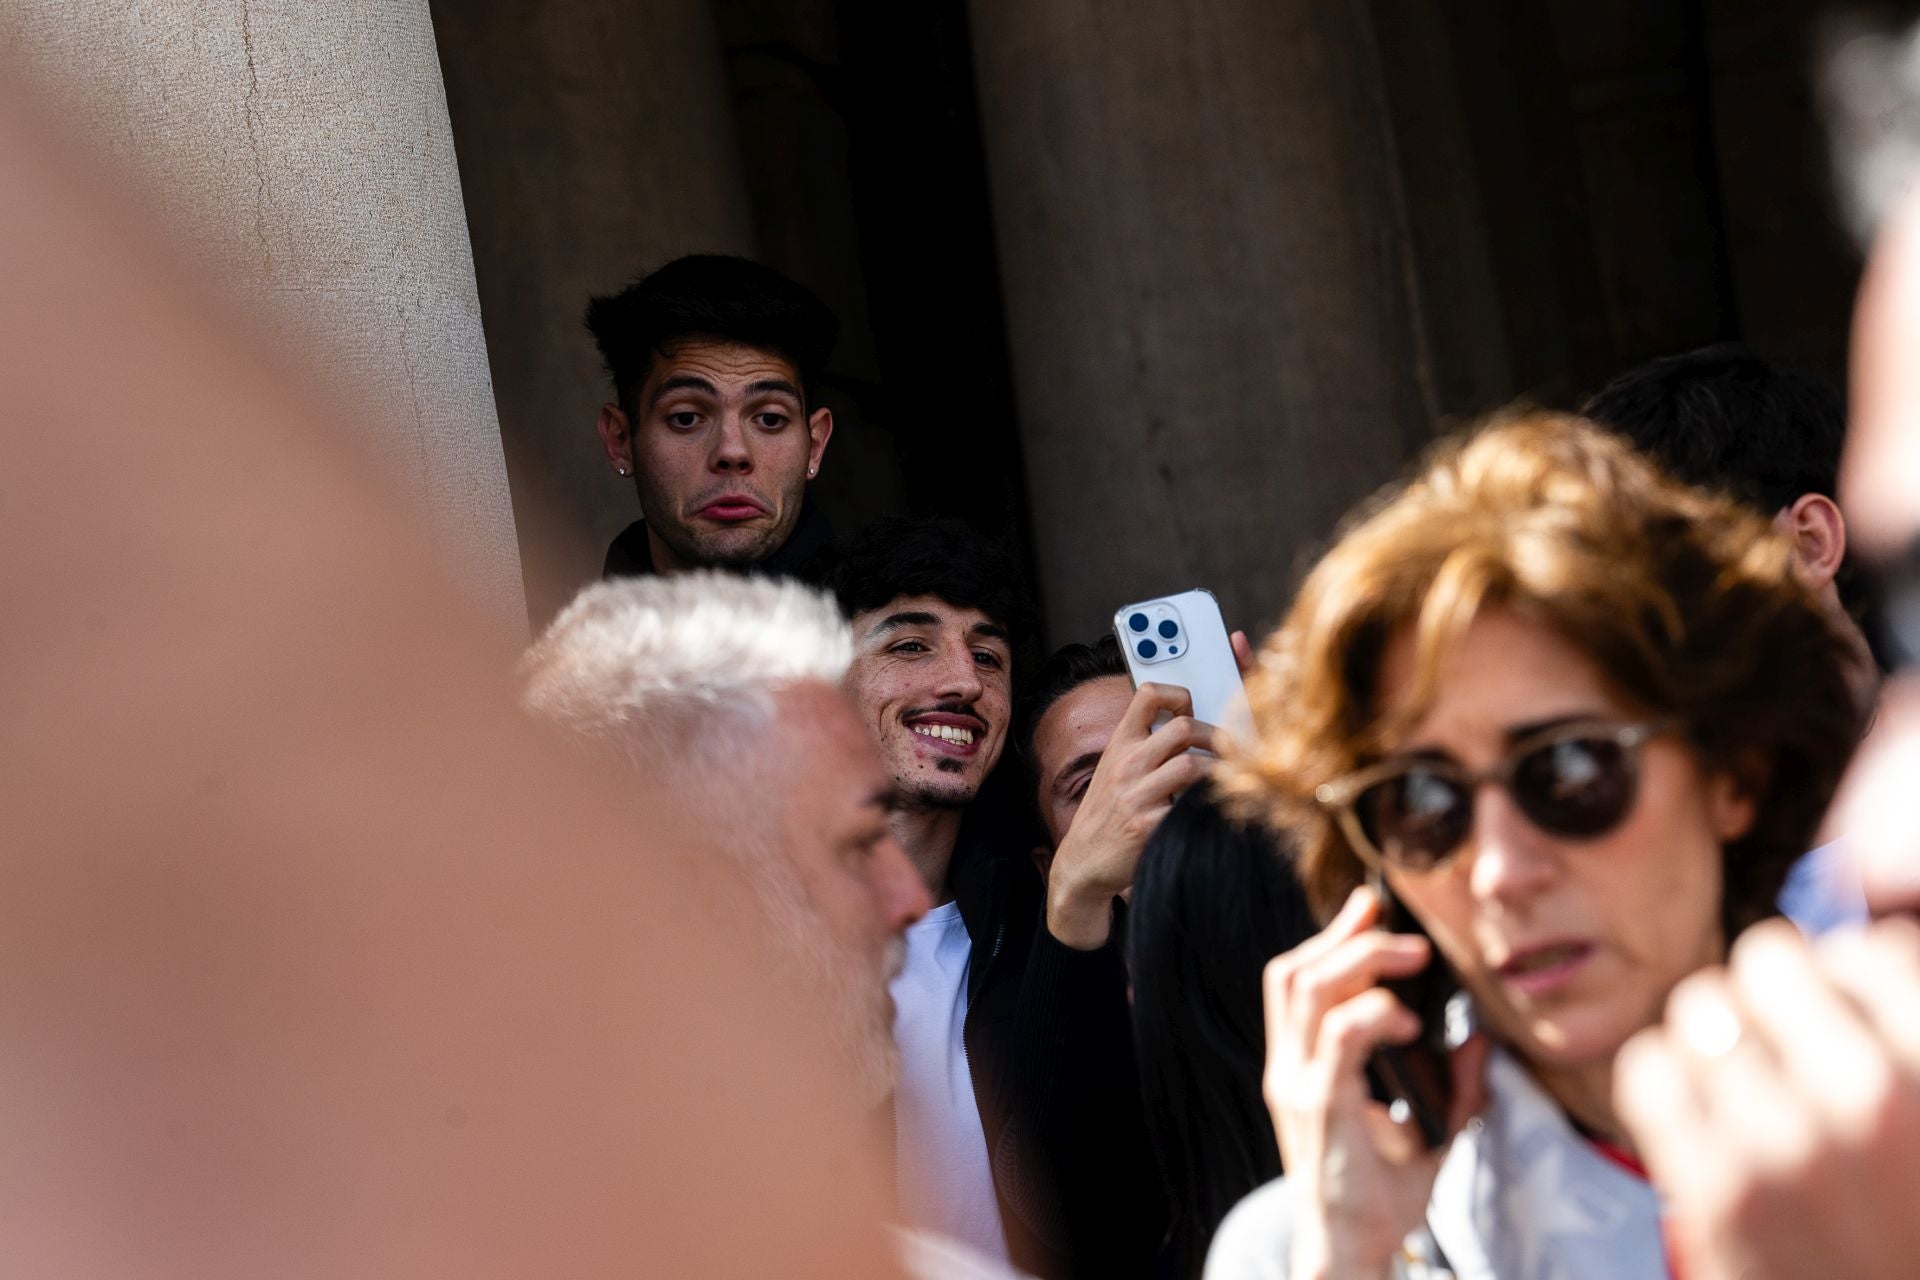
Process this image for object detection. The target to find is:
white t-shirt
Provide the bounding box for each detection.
[892,900,1009,1263]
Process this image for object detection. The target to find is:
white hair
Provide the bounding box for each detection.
[520,572,852,769]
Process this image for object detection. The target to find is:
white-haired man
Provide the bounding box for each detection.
[522,572,931,1107]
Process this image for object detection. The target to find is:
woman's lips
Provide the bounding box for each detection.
[1494,940,1596,998]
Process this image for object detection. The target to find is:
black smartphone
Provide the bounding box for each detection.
[1365,877,1458,1150]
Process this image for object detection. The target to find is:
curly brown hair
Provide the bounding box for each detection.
[1214,411,1864,939]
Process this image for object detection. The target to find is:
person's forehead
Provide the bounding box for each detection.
[853,593,1007,639]
[644,338,800,389]
[1377,608,1622,749]
[1034,674,1133,771]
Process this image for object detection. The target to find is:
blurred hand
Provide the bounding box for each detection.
[1045,682,1213,949]
[1615,918,1920,1280]
[1846,187,1920,561]
[1263,888,1488,1280]
[1232,628,1255,676]
[1823,675,1920,916]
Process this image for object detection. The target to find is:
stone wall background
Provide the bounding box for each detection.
[5,2,1863,647]
[1,1,526,637]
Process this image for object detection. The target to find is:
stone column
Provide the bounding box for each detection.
[968,0,1439,642]
[433,0,757,625]
[1,1,526,637]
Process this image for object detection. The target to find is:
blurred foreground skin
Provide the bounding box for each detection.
[1838,187,1920,913]
[0,84,896,1279]
[1611,183,1920,1279]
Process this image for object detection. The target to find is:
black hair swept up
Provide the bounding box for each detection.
[1583,341,1844,513]
[1584,341,1869,627]
[1016,634,1127,770]
[583,255,839,417]
[821,516,1037,675]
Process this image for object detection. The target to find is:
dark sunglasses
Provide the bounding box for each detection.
[1314,719,1676,872]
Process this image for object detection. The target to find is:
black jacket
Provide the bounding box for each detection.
[948,804,1167,1280]
[601,499,834,581]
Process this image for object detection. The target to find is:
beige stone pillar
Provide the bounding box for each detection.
[968,1,1438,642]
[433,0,757,625]
[1,1,526,637]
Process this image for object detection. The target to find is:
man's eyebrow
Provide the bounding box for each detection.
[967,621,1010,644]
[1053,750,1104,794]
[866,610,941,639]
[746,378,804,401]
[647,374,718,408]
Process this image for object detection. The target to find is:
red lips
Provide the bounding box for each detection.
[904,712,987,757]
[693,493,767,523]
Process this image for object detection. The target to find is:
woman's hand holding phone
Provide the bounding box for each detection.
[1260,886,1488,1280]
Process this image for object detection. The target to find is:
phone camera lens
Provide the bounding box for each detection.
[1137,639,1158,660]
[1157,620,1178,640]
[1128,613,1149,633]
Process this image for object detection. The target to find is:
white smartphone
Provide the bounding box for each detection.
[1112,588,1247,731]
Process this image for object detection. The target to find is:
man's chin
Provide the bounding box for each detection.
[677,528,787,570]
[902,778,978,811]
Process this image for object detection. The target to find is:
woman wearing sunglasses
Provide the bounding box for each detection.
[1204,413,1863,1279]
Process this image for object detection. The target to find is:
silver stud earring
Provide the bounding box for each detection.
[616,466,628,476]
[807,466,817,478]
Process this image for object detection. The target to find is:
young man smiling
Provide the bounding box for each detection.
[587,255,838,579]
[828,518,1063,1271]
[830,521,1205,1278]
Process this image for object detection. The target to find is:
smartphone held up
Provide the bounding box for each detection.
[1111,588,1247,735]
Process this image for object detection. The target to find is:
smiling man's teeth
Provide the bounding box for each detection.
[912,724,975,745]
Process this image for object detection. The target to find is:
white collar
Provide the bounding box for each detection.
[1425,1049,1665,1279]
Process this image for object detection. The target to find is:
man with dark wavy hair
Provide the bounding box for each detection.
[587,255,839,579]
[825,517,1044,1269]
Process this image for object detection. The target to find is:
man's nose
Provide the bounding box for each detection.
[875,836,931,931]
[708,413,753,473]
[930,645,984,703]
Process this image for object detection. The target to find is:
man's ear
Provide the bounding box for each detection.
[596,402,634,475]
[806,406,834,479]
[1775,493,1848,590]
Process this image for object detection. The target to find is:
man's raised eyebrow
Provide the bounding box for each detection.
[647,374,717,408]
[866,610,941,639]
[747,378,804,401]
[967,620,1010,644]
[1053,750,1104,794]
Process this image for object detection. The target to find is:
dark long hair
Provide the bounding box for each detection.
[1126,785,1317,1279]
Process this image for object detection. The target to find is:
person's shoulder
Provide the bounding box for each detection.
[1203,1176,1295,1280]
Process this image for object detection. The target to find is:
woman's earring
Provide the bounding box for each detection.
[616,466,628,477]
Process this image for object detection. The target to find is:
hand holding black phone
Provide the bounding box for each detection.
[1364,873,1468,1150]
